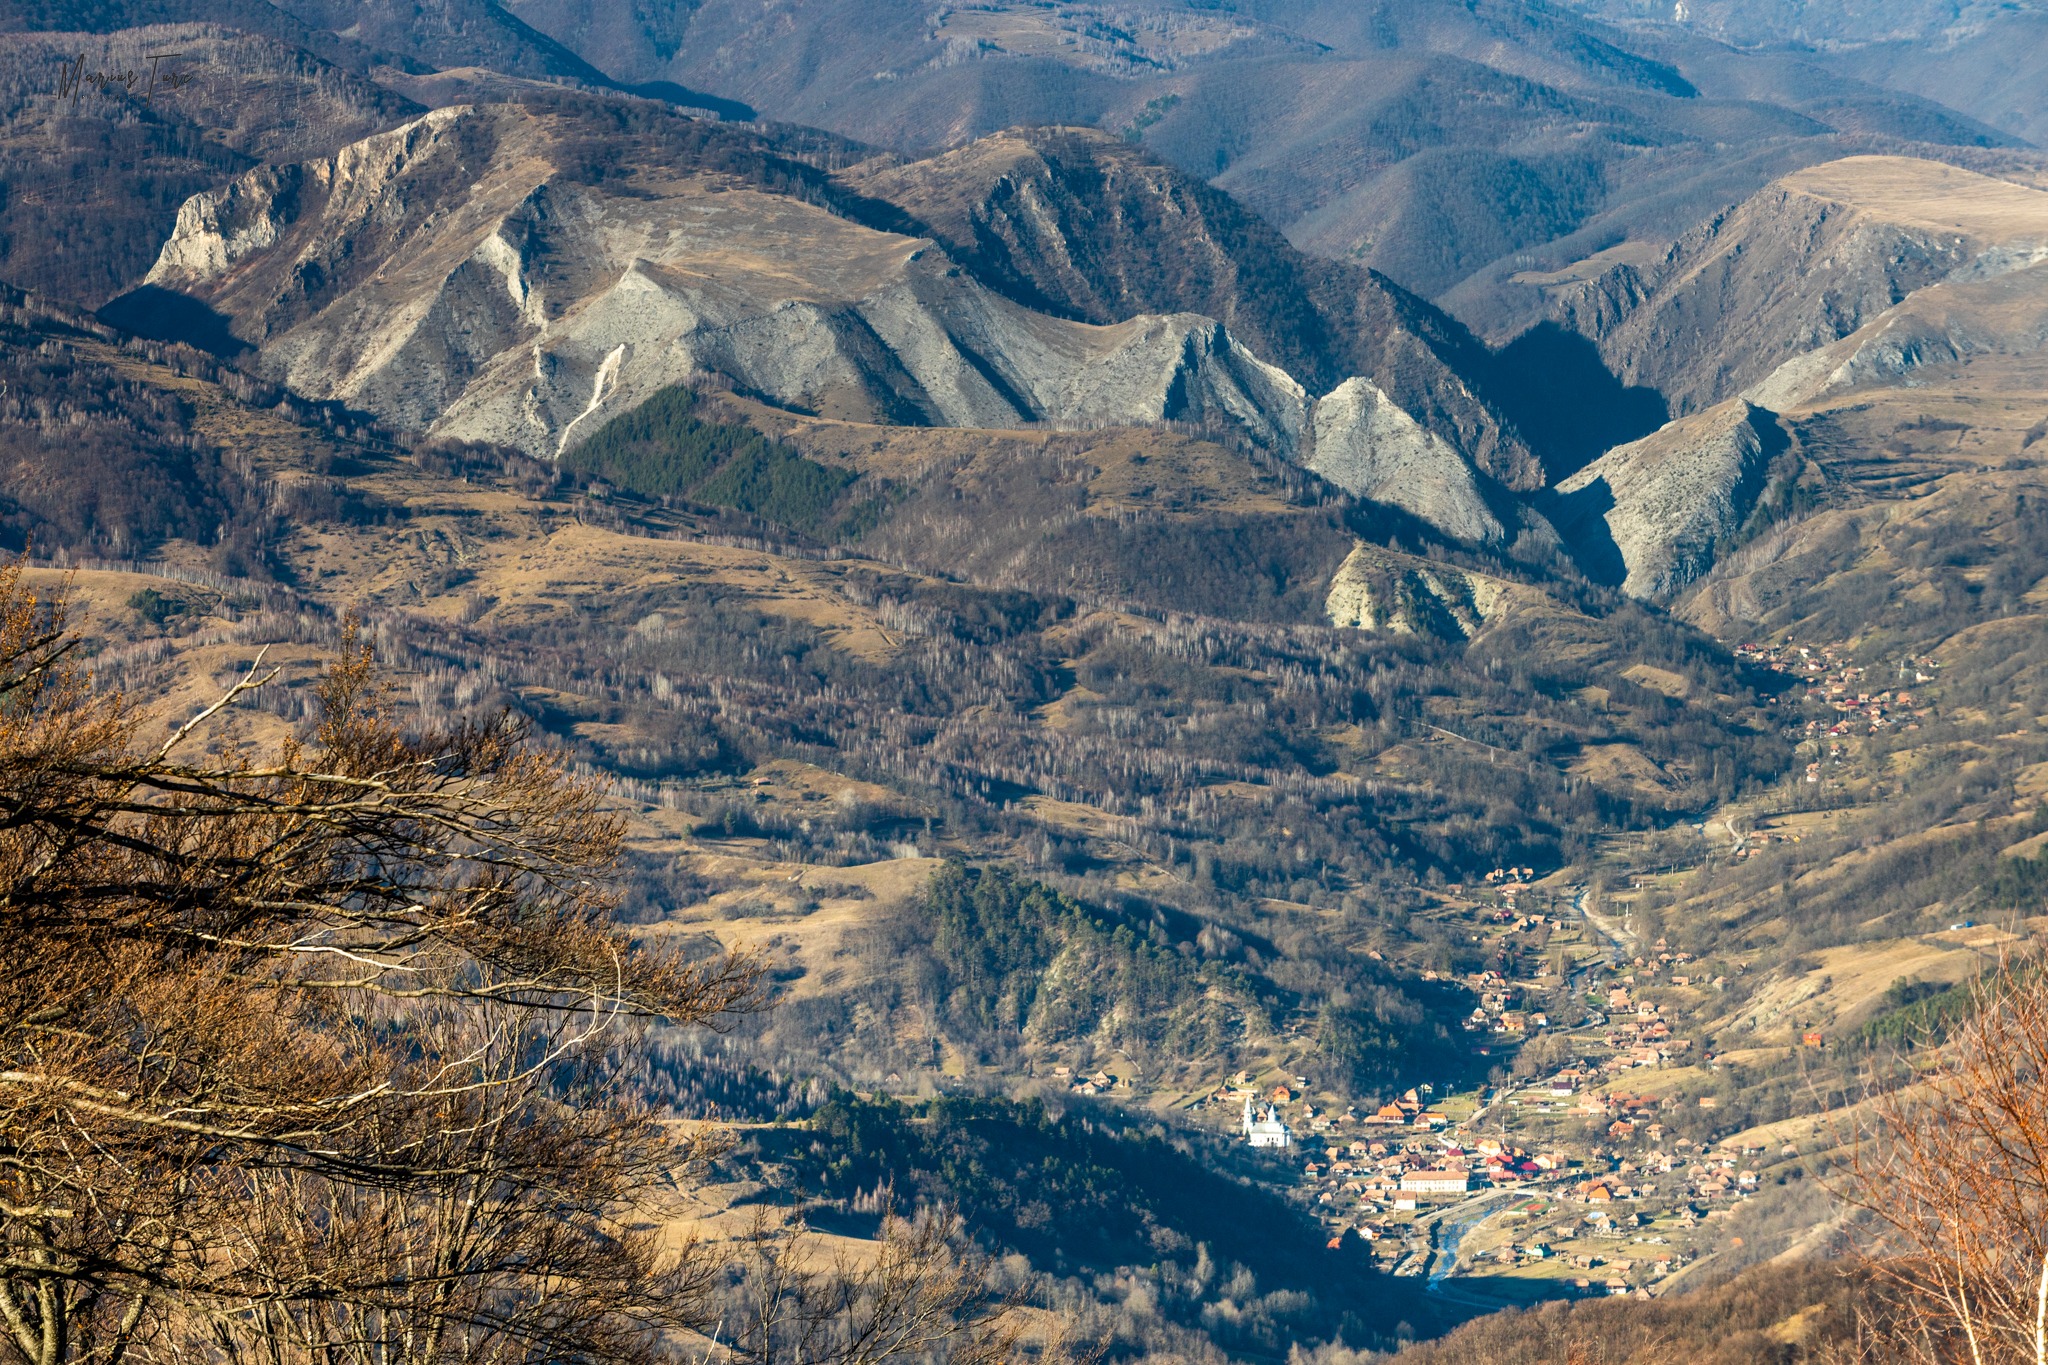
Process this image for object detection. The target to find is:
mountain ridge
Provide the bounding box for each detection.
[122,100,1575,547]
[1535,155,2048,416]
[840,125,1544,490]
[494,0,2036,317]
[9,10,2048,1350]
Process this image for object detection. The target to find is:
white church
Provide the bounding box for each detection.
[1241,1095,1292,1149]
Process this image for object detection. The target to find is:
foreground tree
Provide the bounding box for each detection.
[1847,953,2048,1365]
[0,566,1039,1365]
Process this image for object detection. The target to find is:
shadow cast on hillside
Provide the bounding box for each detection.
[1544,476,1628,589]
[623,80,757,122]
[1489,322,1668,483]
[97,286,250,359]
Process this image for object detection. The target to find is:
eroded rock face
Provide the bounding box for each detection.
[1744,251,2048,411]
[141,104,1319,460]
[1308,378,1504,542]
[850,126,1546,493]
[138,102,1578,551]
[1546,157,2048,417]
[1553,400,1786,600]
[1324,542,1520,637]
[1518,156,2048,598]
[1557,190,1968,416]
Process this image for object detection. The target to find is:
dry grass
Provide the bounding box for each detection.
[1724,936,1983,1038]
[1621,663,1693,698]
[1568,742,1679,796]
[1780,155,2048,241]
[635,847,943,1007]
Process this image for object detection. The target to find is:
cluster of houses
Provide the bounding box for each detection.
[1458,926,1568,1037]
[1300,1127,1570,1218]
[1482,867,1539,907]
[1591,983,1696,1070]
[1208,1076,1458,1142]
[1486,969,1707,1092]
[1468,967,1520,1031]
[1188,904,1777,1282]
[1540,1124,1778,1212]
[1212,1072,1571,1232]
[1476,871,1553,917]
[1294,1122,1746,1276]
[1051,1064,1127,1096]
[1361,1088,1450,1129]
[1566,1088,1672,1139]
[1807,685,1925,738]
[1489,1234,1693,1292]
[1735,640,1935,739]
[1801,740,1852,788]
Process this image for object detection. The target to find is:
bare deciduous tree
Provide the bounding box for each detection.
[1,564,1058,1365]
[1845,951,2048,1365]
[721,1204,1071,1365]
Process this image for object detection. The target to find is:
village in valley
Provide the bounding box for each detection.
[1120,633,2030,1306]
[1736,641,1939,745]
[701,619,1966,1315]
[1010,853,1787,1300]
[1007,626,2048,1317]
[1017,635,1996,1305]
[1158,886,1769,1303]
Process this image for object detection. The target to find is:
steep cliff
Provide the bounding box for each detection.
[131,101,1562,552]
[1307,378,1504,543]
[136,104,1323,460]
[844,127,1544,491]
[1552,400,1788,600]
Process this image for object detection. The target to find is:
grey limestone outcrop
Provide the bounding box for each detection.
[1553,400,1784,601]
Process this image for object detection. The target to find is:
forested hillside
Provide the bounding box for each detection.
[497,0,2030,323]
[4,4,2048,1360]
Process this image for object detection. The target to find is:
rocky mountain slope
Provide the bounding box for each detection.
[142,101,2048,590]
[1551,400,1790,600]
[0,24,417,306]
[103,84,2048,616]
[1537,153,2048,605]
[841,126,1541,490]
[125,97,1561,542]
[1307,378,1512,543]
[1539,157,2048,417]
[131,101,1319,457]
[14,12,2048,1350]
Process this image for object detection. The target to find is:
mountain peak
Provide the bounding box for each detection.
[844,124,1546,490]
